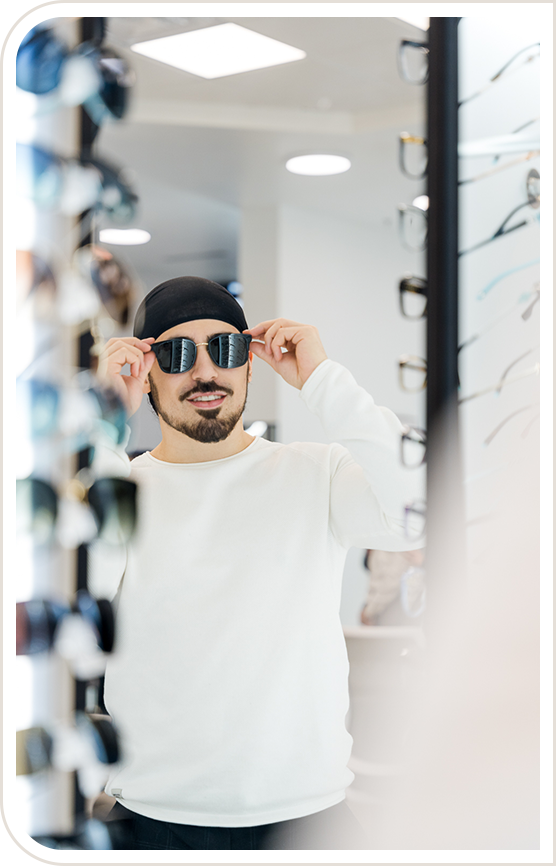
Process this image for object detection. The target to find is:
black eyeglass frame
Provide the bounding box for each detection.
[151,333,252,374]
[399,276,428,319]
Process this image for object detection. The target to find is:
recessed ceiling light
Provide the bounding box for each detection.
[412,195,429,211]
[131,23,306,79]
[397,16,430,31]
[285,155,351,176]
[99,229,151,245]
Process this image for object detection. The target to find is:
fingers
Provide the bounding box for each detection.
[98,337,155,381]
[244,319,305,362]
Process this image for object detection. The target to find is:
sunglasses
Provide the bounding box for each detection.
[16,24,134,125]
[17,476,137,547]
[16,590,114,656]
[152,333,252,374]
[17,376,127,449]
[16,143,138,222]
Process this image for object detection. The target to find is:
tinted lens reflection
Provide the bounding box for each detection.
[208,334,250,368]
[17,477,57,543]
[88,478,137,544]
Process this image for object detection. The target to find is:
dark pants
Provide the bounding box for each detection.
[104,799,369,850]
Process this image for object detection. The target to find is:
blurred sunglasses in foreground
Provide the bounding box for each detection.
[17,591,115,656]
[16,142,138,221]
[152,334,252,374]
[16,23,135,126]
[16,714,119,776]
[17,374,127,450]
[16,475,137,547]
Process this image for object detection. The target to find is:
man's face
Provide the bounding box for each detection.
[145,319,252,444]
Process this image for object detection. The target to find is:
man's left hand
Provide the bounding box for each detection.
[243,319,328,390]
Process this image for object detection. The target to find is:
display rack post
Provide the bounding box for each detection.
[425,18,466,636]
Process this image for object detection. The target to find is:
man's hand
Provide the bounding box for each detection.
[97,336,156,417]
[243,319,327,390]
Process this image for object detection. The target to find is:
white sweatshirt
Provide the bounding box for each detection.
[101,359,425,827]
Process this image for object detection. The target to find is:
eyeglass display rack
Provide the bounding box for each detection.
[398,16,540,643]
[426,18,540,638]
[423,18,466,638]
[456,16,540,598]
[14,16,137,849]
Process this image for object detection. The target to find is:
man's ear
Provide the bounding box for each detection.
[142,374,151,395]
[248,352,253,383]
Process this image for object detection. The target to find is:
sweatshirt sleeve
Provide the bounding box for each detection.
[300,359,426,551]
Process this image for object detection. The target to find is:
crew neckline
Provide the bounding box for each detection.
[143,435,264,467]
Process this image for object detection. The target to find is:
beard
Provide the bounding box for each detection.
[148,372,249,444]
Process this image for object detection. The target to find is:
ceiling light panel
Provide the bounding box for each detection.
[131,23,306,79]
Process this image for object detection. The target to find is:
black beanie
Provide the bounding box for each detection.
[133,276,248,340]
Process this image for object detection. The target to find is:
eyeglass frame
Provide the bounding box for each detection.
[401,425,427,468]
[397,39,429,85]
[397,203,428,252]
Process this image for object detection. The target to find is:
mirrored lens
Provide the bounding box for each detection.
[208,334,251,368]
[399,40,429,85]
[153,339,197,373]
[399,277,427,319]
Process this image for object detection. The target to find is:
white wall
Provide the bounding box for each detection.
[240,201,427,626]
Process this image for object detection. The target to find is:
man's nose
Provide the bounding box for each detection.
[191,343,218,380]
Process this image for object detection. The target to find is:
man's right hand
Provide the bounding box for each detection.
[97,336,156,418]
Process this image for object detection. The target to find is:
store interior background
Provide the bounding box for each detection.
[87,14,428,627]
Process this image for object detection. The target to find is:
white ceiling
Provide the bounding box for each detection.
[97,15,427,298]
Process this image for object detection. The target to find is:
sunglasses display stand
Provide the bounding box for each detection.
[14,16,136,851]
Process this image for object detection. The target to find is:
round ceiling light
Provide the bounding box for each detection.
[285,154,351,176]
[99,228,151,245]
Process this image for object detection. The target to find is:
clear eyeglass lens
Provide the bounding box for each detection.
[399,207,428,251]
[400,137,428,179]
[400,359,427,392]
[401,285,427,319]
[402,431,427,467]
[400,42,429,84]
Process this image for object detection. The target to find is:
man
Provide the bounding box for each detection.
[95,275,424,850]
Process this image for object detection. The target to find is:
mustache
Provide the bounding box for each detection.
[180,381,234,401]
